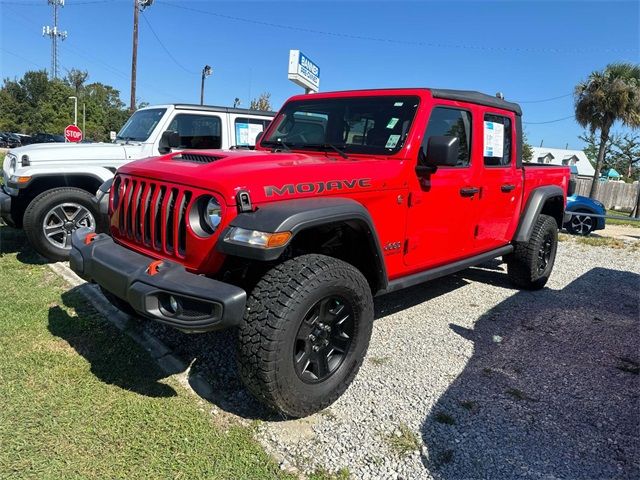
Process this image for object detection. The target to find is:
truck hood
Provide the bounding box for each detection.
[118,149,407,206]
[8,142,136,165]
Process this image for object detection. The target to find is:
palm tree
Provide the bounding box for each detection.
[574,63,640,198]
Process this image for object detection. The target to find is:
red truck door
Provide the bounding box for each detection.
[474,112,523,251]
[403,105,481,269]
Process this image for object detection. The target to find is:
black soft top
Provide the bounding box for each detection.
[430,89,522,116]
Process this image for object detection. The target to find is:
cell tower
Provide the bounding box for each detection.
[42,0,68,79]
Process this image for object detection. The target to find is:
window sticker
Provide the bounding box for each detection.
[235,122,264,146]
[385,134,401,149]
[393,102,404,107]
[483,121,504,158]
[386,117,399,129]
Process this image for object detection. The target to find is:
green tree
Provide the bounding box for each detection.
[574,63,640,198]
[522,131,533,163]
[250,92,272,111]
[611,134,640,181]
[579,131,618,170]
[65,69,88,96]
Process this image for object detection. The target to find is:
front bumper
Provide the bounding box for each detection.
[70,228,247,332]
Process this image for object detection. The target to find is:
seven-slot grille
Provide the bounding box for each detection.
[113,175,192,258]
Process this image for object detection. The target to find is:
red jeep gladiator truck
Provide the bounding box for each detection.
[70,88,571,417]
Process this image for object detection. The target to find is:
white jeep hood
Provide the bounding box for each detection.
[9,142,143,165]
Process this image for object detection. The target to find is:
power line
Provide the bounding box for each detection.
[514,93,574,103]
[523,115,575,125]
[140,10,198,75]
[158,1,636,55]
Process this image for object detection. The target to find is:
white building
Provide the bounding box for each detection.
[529,147,595,177]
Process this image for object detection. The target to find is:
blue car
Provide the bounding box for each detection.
[563,194,606,235]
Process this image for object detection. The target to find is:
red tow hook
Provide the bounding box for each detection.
[147,260,164,276]
[84,232,97,245]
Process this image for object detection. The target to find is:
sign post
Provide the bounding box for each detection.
[64,124,83,143]
[288,50,320,93]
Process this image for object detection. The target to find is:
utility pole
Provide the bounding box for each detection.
[42,0,67,79]
[200,65,212,105]
[130,0,154,112]
[68,96,77,125]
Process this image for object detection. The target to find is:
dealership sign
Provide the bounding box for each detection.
[288,50,320,92]
[64,124,83,143]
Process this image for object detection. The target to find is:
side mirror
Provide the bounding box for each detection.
[416,136,460,176]
[158,130,180,154]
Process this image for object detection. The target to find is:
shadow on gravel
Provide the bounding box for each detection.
[421,267,640,479]
[0,225,47,265]
[49,288,178,398]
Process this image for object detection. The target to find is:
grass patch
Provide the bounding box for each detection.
[309,467,350,480]
[558,233,570,242]
[0,227,290,479]
[575,236,626,249]
[434,412,456,425]
[385,423,420,456]
[368,355,390,366]
[606,210,640,228]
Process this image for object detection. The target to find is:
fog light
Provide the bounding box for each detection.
[169,295,179,314]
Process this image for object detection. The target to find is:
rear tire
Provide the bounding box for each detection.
[507,214,558,290]
[237,254,373,418]
[23,187,98,262]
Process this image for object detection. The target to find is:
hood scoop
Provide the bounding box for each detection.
[173,152,225,164]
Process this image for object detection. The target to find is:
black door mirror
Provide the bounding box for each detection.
[416,136,460,176]
[159,130,180,154]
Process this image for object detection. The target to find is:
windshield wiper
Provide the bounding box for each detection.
[302,143,349,159]
[262,139,291,152]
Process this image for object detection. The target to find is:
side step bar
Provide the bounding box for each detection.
[377,245,514,296]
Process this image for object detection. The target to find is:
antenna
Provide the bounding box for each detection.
[42,0,67,79]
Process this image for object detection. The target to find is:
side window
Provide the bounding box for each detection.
[168,114,221,149]
[234,117,271,147]
[421,107,471,167]
[483,114,512,166]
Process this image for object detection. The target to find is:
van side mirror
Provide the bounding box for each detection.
[159,130,180,154]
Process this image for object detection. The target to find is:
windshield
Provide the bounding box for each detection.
[261,96,420,155]
[116,108,166,142]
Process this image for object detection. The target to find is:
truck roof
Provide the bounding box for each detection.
[140,103,277,116]
[286,88,522,116]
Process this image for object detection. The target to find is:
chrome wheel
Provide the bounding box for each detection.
[570,214,594,235]
[42,203,95,250]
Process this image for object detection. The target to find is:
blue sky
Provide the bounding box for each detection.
[1,0,638,149]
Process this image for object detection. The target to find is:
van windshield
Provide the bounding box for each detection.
[116,108,166,142]
[261,96,420,155]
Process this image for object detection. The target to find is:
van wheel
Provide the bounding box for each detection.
[23,187,97,262]
[506,214,558,290]
[237,254,374,418]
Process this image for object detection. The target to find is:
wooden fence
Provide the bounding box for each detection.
[574,177,639,210]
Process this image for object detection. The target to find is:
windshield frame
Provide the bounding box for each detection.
[260,95,421,156]
[115,107,167,143]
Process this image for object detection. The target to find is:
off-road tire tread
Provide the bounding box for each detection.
[507,213,557,290]
[23,187,97,262]
[237,254,373,417]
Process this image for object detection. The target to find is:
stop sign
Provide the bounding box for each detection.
[64,124,83,143]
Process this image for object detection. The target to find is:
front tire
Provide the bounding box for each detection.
[506,214,558,290]
[23,187,98,262]
[566,209,595,236]
[237,254,374,418]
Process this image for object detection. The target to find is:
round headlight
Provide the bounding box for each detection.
[8,155,16,175]
[204,197,222,232]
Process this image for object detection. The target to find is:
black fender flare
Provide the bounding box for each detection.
[216,197,388,290]
[514,185,565,242]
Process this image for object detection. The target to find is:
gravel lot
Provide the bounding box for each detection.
[140,238,640,479]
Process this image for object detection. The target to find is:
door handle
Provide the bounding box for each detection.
[501,184,516,192]
[459,187,480,197]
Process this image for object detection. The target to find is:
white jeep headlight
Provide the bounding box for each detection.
[7,154,16,176]
[204,197,222,231]
[189,195,223,237]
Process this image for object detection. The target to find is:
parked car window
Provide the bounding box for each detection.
[116,108,166,142]
[420,107,472,167]
[234,117,271,147]
[483,114,512,167]
[168,114,222,149]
